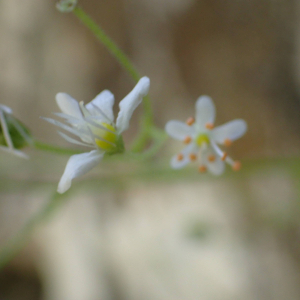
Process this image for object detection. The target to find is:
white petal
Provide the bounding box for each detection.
[57,131,94,148]
[86,90,115,123]
[195,95,215,129]
[0,105,12,114]
[116,76,150,134]
[203,147,225,175]
[57,150,104,194]
[56,93,83,119]
[42,117,90,140]
[165,120,195,141]
[170,143,197,169]
[211,119,247,144]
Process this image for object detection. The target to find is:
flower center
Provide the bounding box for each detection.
[93,123,117,151]
[196,133,209,147]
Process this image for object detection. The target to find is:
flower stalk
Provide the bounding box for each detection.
[72,6,154,152]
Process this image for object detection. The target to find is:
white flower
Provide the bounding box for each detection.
[165,96,247,174]
[0,105,28,159]
[44,77,150,194]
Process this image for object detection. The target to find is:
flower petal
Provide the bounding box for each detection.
[56,93,83,119]
[211,119,247,144]
[195,96,215,129]
[41,117,93,144]
[116,76,150,134]
[86,90,115,123]
[170,143,197,169]
[165,120,195,141]
[203,146,225,175]
[57,150,104,194]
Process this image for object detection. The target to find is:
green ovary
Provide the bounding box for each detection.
[196,134,209,146]
[94,123,117,151]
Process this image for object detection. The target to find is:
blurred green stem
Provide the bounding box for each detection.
[0,192,68,270]
[33,140,81,155]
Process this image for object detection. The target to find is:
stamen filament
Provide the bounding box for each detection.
[79,101,91,117]
[90,103,111,123]
[85,126,116,147]
[84,117,116,135]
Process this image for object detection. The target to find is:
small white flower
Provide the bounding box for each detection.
[165,96,247,174]
[0,105,28,159]
[44,77,150,194]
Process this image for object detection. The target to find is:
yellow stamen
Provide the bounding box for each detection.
[94,123,117,151]
[196,134,209,147]
[205,122,214,130]
[186,117,195,126]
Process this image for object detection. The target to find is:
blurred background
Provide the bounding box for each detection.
[1,0,300,299]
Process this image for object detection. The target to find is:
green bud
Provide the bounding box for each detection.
[0,113,31,149]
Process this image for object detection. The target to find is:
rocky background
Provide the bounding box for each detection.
[1,0,300,299]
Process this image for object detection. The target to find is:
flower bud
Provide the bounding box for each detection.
[56,0,77,13]
[0,105,31,158]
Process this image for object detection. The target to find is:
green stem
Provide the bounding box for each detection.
[72,6,154,152]
[0,192,68,270]
[73,7,140,81]
[33,140,81,155]
[128,127,167,160]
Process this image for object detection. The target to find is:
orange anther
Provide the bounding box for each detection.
[232,161,241,171]
[198,165,207,173]
[224,138,232,147]
[189,153,197,161]
[177,153,184,161]
[186,117,195,126]
[221,152,227,161]
[205,122,214,130]
[208,154,216,162]
[184,136,192,144]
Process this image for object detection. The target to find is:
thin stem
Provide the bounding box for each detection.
[73,7,140,81]
[33,140,81,155]
[128,127,167,160]
[72,6,154,152]
[0,192,68,270]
